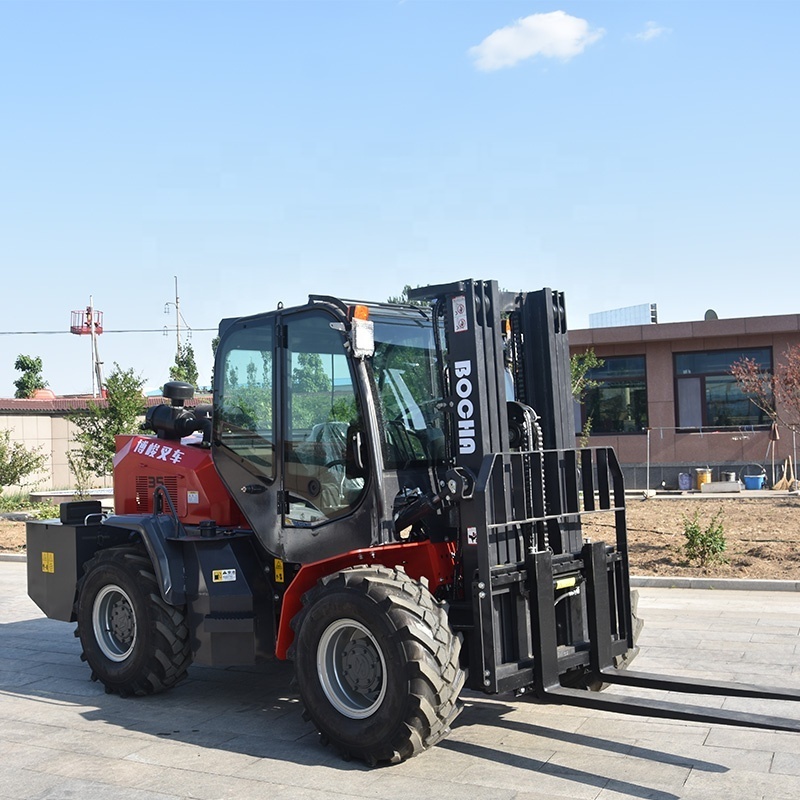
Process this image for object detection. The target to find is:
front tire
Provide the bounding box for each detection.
[75,547,191,696]
[291,565,464,765]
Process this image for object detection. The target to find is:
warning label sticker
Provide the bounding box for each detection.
[452,295,469,333]
[466,527,478,545]
[274,559,285,583]
[187,491,199,504]
[212,569,236,583]
[42,552,55,573]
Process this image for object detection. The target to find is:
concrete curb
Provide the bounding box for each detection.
[631,575,800,591]
[0,553,25,563]
[626,489,800,500]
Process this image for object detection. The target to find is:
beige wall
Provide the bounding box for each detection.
[0,413,109,494]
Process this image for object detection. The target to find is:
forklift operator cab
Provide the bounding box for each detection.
[212,300,447,563]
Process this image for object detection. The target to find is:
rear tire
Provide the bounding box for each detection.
[290,565,464,765]
[75,547,191,696]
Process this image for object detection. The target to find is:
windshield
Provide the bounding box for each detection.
[371,313,446,468]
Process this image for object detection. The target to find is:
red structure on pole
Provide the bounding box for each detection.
[70,299,104,397]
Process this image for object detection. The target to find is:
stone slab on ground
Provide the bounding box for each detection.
[700,481,742,493]
[2,560,800,800]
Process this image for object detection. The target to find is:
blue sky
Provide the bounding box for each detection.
[1,0,798,395]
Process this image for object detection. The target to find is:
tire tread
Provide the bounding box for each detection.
[75,546,191,697]
[291,564,464,765]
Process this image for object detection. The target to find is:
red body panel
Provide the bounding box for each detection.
[274,539,457,659]
[113,434,247,527]
[115,436,456,662]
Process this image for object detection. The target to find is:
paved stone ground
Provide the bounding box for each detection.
[2,559,800,800]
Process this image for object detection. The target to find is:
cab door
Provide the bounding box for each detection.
[214,306,378,564]
[214,315,280,550]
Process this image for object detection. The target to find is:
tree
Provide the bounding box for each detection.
[0,430,47,488]
[570,349,604,444]
[169,342,199,389]
[209,335,221,388]
[70,364,146,477]
[222,353,272,432]
[291,352,333,429]
[387,285,429,307]
[13,354,47,398]
[292,352,331,394]
[732,345,800,433]
[570,349,604,401]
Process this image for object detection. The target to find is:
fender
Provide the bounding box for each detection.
[275,539,457,660]
[101,513,187,605]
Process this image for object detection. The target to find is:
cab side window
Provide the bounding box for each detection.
[217,325,274,479]
[284,314,365,523]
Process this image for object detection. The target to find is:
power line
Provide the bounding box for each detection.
[0,327,218,336]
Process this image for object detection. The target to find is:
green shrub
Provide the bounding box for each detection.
[683,509,727,566]
[0,429,47,488]
[0,492,57,519]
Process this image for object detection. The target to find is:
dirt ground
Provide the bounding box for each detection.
[0,518,35,555]
[3,495,800,578]
[583,494,800,579]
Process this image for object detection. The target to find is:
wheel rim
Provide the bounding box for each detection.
[317,618,387,719]
[92,584,137,662]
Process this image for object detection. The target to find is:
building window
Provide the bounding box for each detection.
[674,348,772,428]
[581,356,648,434]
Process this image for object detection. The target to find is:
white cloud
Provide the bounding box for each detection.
[634,21,671,42]
[469,11,605,72]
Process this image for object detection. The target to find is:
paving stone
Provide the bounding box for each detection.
[1,773,104,800]
[4,562,800,800]
[454,753,606,799]
[373,771,518,800]
[23,675,108,697]
[31,780,181,800]
[771,750,800,776]
[132,764,293,800]
[680,764,800,798]
[0,668,45,688]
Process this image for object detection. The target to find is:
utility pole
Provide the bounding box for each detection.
[89,296,104,396]
[165,276,184,359]
[174,275,181,355]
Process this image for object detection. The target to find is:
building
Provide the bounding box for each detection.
[570,312,800,490]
